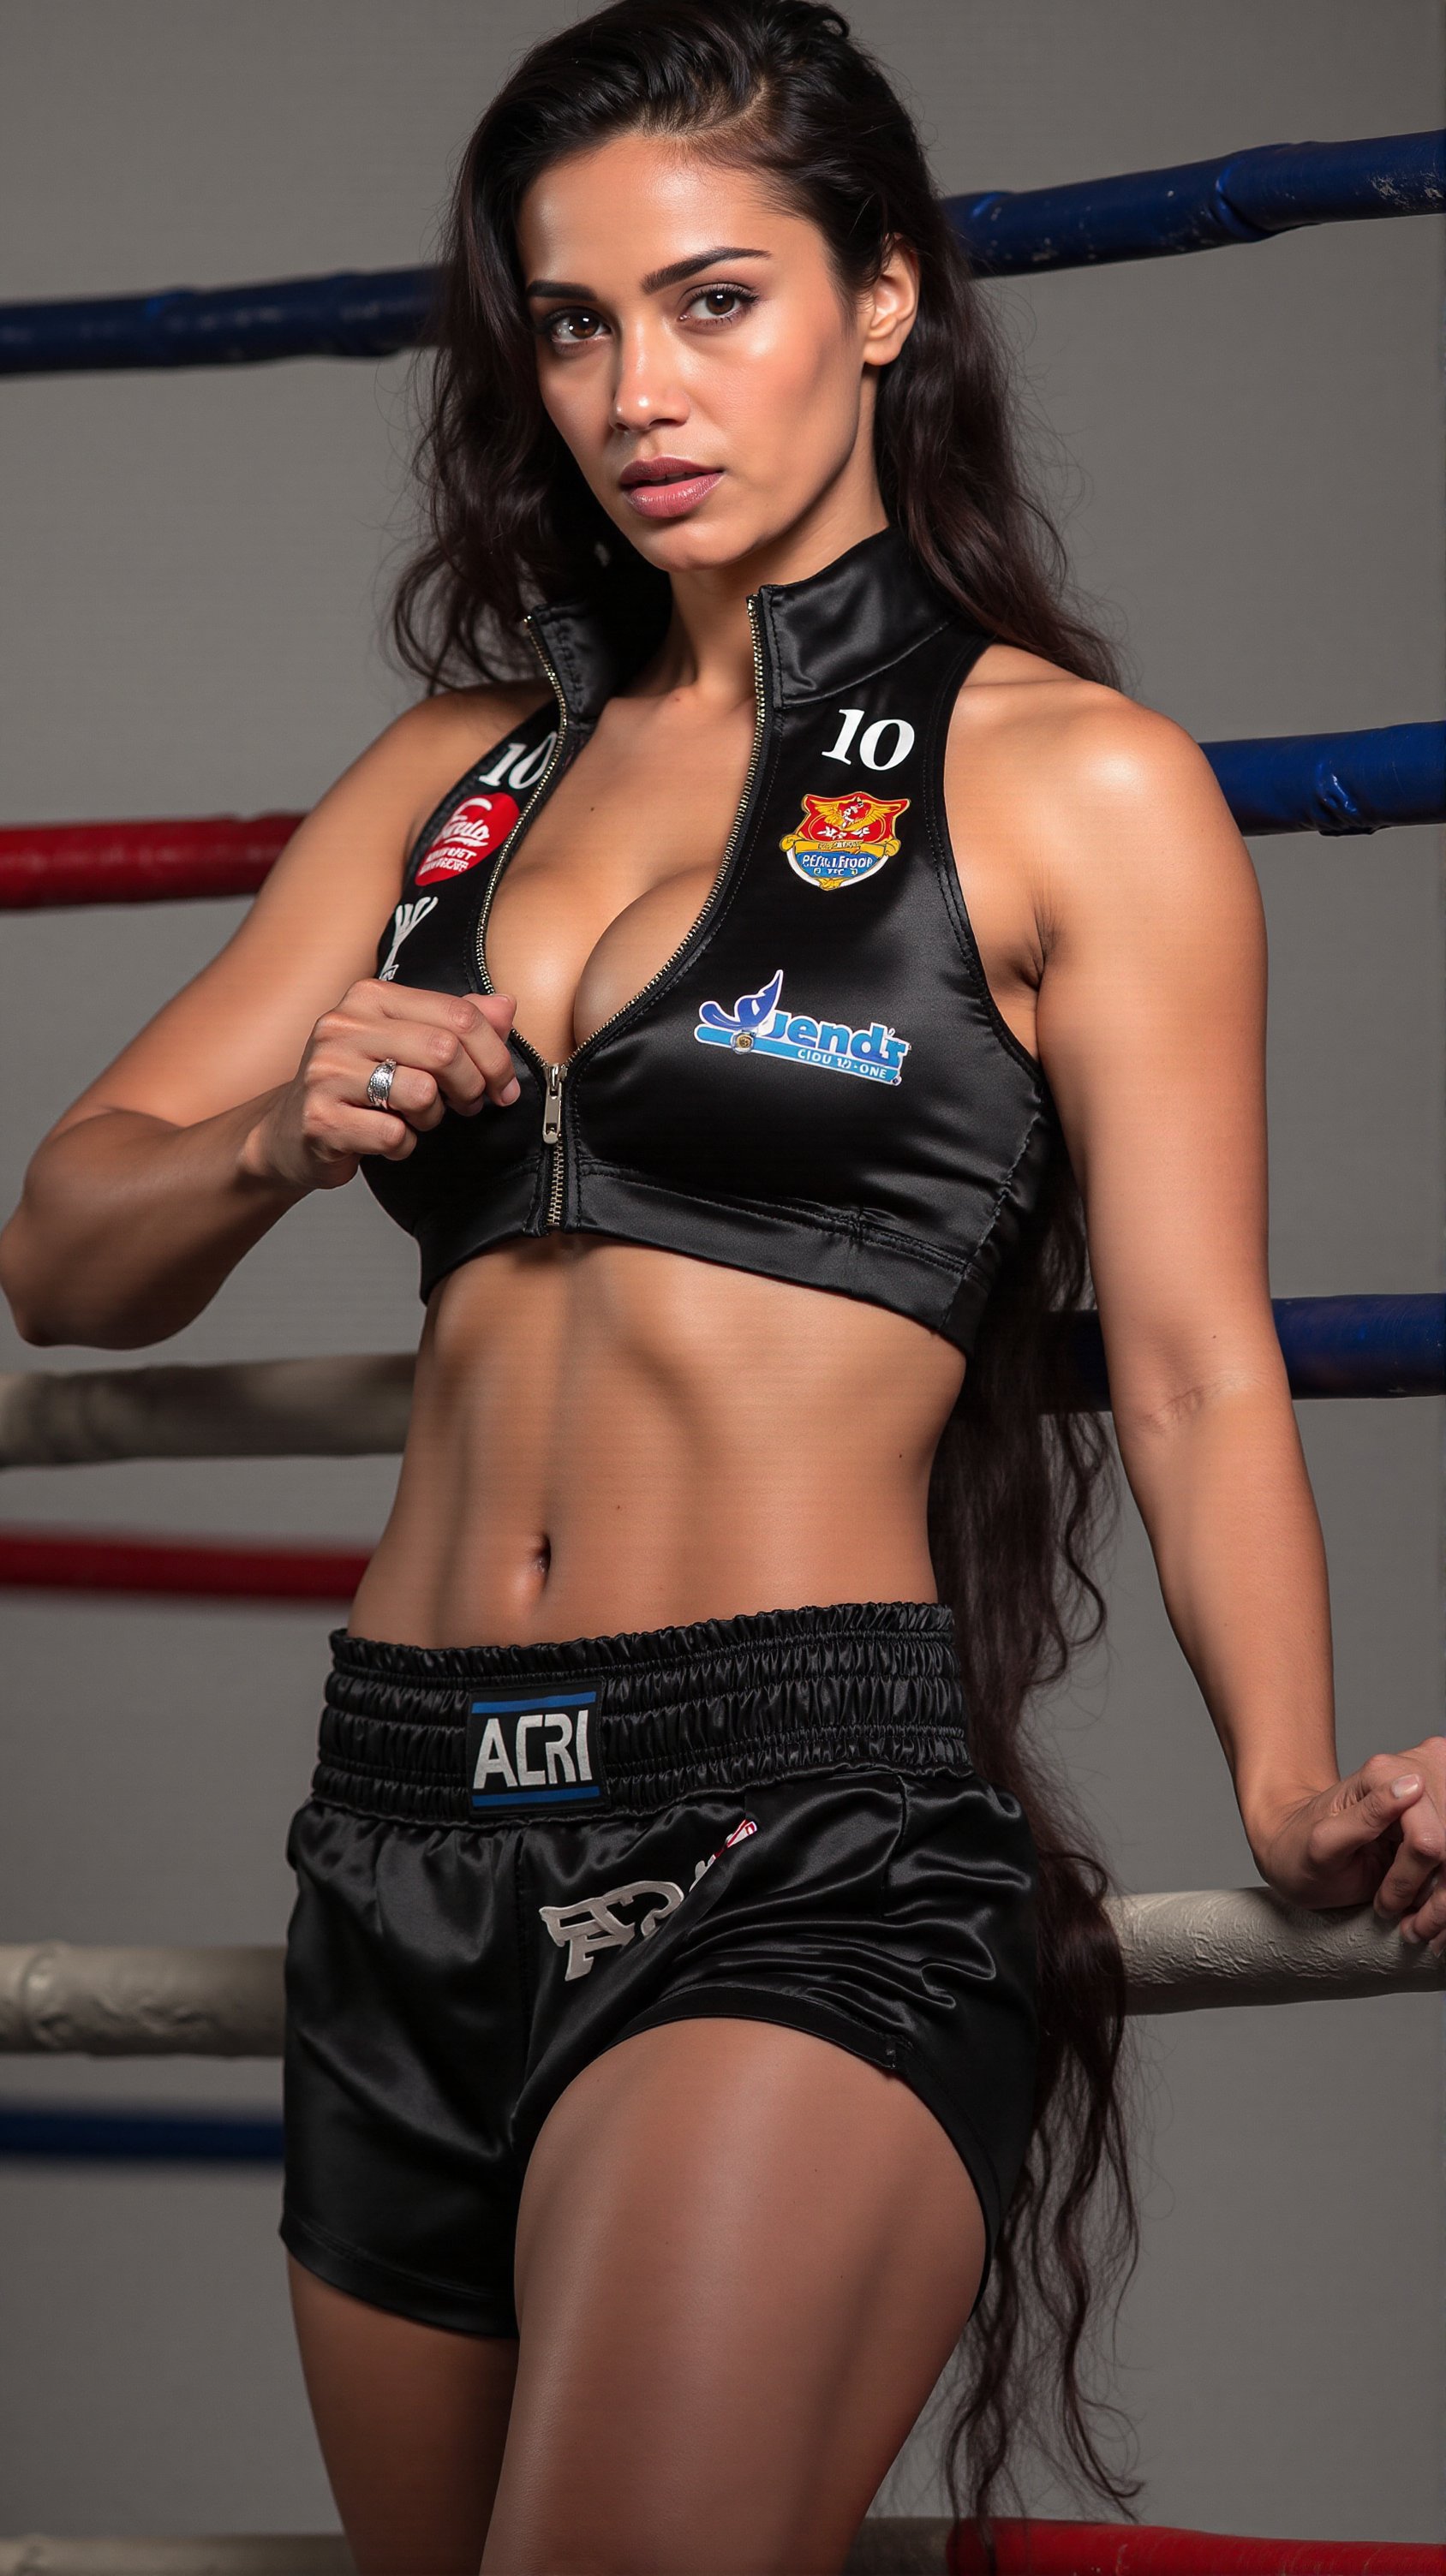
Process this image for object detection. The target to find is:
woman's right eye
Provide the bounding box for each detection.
[542,307,608,348]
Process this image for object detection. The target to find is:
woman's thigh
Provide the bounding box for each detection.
[483,2015,988,2576]
[287,2257,517,2576]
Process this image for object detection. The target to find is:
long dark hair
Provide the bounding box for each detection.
[391,0,1138,2534]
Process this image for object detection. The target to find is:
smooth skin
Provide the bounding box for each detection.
[3,136,1442,2575]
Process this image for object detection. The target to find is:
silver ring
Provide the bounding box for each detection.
[365,1057,397,1111]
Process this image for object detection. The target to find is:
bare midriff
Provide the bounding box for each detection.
[347,1238,965,1649]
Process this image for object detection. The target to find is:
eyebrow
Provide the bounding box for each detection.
[523,247,771,301]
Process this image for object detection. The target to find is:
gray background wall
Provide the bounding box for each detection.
[1,0,1442,2547]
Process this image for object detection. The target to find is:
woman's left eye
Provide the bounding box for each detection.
[684,283,755,325]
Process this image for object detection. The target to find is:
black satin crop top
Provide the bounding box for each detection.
[362,522,1060,1355]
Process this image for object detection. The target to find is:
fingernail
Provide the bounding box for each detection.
[1391,1774,1421,1797]
[500,1079,520,1105]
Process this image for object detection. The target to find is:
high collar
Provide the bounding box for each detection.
[526,521,977,726]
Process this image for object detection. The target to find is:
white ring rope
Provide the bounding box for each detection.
[1,1894,1439,2056]
[0,2532,966,2576]
[0,2537,953,2574]
[0,2544,356,2574]
[3,1373,1440,2024]
[0,1356,415,1467]
[0,2544,359,2574]
[1108,1887,1445,2012]
[0,1946,284,2055]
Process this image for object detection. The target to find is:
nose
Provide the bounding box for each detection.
[609,315,687,436]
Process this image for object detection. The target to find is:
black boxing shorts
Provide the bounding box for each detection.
[279,1600,1038,2339]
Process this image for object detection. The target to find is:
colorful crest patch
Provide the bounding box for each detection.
[780,790,909,891]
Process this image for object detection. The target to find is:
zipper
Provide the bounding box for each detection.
[475,593,771,1231]
[472,616,572,1226]
[541,1060,565,1225]
[473,617,569,1007]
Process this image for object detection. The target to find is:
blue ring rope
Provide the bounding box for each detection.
[958,128,1445,273]
[1,132,1440,375]
[1067,1296,1445,1410]
[1203,724,1445,837]
[0,2105,284,2162]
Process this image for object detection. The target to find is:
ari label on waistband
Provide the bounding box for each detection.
[464,1690,604,1813]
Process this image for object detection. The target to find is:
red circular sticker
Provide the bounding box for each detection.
[415,792,521,886]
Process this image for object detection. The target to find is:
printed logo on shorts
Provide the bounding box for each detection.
[539,1818,757,1982]
[694,970,910,1087]
[780,790,908,891]
[415,793,522,887]
[465,1690,601,1813]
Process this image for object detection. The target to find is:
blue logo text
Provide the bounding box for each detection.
[694,972,909,1086]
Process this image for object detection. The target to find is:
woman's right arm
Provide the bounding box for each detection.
[0,692,532,1350]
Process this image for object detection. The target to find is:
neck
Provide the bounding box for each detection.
[644,457,891,708]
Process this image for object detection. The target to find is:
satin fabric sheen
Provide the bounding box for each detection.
[281,1603,1038,2337]
[360,523,1055,1354]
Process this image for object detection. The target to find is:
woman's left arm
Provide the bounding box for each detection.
[1030,694,1445,1947]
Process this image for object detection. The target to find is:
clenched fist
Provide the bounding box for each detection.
[241,981,521,1192]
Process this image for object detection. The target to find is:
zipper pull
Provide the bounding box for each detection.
[541,1062,565,1145]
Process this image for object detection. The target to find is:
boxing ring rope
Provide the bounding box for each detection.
[3,1881,1443,2167]
[1204,723,1446,838]
[3,1890,1442,2070]
[0,814,302,911]
[3,122,1442,2576]
[2,724,1441,916]
[1,131,1440,374]
[0,2528,1437,2576]
[0,1527,370,1602]
[0,1299,1437,1494]
[0,1353,417,1468]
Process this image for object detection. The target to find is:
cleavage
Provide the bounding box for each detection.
[482,693,757,1067]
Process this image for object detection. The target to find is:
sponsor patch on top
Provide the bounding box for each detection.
[780,790,909,891]
[694,970,909,1087]
[415,792,522,887]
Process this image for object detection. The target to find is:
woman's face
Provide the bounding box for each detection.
[515,133,917,576]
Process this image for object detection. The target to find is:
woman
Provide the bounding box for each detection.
[4,6,1443,2570]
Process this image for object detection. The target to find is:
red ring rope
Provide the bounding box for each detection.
[0,816,302,909]
[949,2523,1443,2573]
[0,1527,365,1601]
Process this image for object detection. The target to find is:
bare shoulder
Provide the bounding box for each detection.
[239,681,547,931]
[41,682,547,1136]
[330,681,550,851]
[946,642,1251,949]
[947,641,1227,822]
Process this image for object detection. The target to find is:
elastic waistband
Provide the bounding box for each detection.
[311,1600,971,1825]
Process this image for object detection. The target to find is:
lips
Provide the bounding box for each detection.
[619,456,724,521]
[619,455,716,488]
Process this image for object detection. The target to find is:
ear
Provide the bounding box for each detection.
[862,237,919,367]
